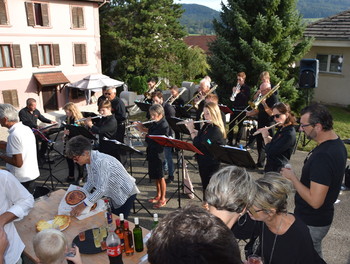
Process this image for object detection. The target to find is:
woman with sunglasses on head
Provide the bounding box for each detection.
[255,102,297,172]
[245,174,326,264]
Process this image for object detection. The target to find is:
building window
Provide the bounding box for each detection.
[25,2,49,27]
[71,6,84,29]
[74,44,87,65]
[0,44,22,68]
[30,44,60,67]
[316,54,343,73]
[2,89,19,107]
[0,0,9,25]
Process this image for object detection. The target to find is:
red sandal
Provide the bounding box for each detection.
[153,200,166,209]
[148,197,160,203]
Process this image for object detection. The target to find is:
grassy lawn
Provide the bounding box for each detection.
[295,105,350,158]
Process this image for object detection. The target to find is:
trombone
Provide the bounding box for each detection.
[164,88,187,105]
[144,80,162,100]
[186,85,218,111]
[226,81,281,135]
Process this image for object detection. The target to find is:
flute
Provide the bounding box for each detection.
[126,120,157,128]
[252,122,282,136]
[176,120,211,125]
[75,115,103,123]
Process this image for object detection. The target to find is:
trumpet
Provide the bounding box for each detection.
[230,82,241,101]
[75,115,104,123]
[252,122,282,136]
[176,119,211,125]
[144,80,162,100]
[165,88,186,105]
[126,120,157,129]
[249,81,281,109]
[186,85,218,111]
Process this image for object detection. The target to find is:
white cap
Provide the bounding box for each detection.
[134,217,139,225]
[119,213,124,221]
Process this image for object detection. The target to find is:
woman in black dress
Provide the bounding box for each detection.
[135,104,170,209]
[255,102,297,172]
[186,102,226,203]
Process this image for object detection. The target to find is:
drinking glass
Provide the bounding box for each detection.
[247,254,263,264]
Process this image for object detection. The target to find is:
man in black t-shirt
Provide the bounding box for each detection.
[281,103,347,258]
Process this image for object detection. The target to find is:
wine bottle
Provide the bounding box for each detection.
[133,217,144,252]
[123,221,134,256]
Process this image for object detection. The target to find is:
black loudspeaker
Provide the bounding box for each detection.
[299,59,319,88]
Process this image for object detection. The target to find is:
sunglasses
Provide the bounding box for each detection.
[248,207,264,215]
[272,114,281,118]
[300,123,313,128]
[104,93,111,95]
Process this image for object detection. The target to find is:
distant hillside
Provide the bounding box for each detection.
[180,1,350,35]
[297,0,350,18]
[180,4,220,35]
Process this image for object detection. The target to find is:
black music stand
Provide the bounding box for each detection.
[101,138,152,217]
[65,125,97,140]
[205,143,256,168]
[148,135,203,208]
[33,128,65,190]
[135,101,151,113]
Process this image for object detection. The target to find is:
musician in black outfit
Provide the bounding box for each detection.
[19,98,57,165]
[227,72,250,146]
[135,104,170,209]
[246,82,278,168]
[168,85,185,107]
[194,78,213,130]
[103,86,127,166]
[149,91,175,183]
[85,100,119,159]
[185,102,226,203]
[255,102,297,172]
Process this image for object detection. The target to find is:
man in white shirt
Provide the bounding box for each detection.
[0,104,40,192]
[0,170,34,264]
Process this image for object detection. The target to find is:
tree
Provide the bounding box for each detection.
[208,0,313,109]
[100,0,188,85]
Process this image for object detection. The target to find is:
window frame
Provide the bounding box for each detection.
[71,5,85,29]
[316,53,343,74]
[30,43,60,67]
[0,43,22,70]
[25,1,50,27]
[73,43,87,66]
[0,0,9,26]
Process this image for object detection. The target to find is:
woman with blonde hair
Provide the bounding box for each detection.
[185,102,226,203]
[63,102,84,183]
[241,174,326,264]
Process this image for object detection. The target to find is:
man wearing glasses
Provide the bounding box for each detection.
[281,103,347,258]
[103,86,127,166]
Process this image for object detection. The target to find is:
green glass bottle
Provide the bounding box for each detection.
[152,213,158,229]
[133,217,144,252]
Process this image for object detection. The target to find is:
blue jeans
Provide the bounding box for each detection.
[111,194,137,220]
[307,224,331,258]
[163,147,174,179]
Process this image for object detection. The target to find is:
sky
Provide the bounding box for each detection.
[174,0,228,11]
